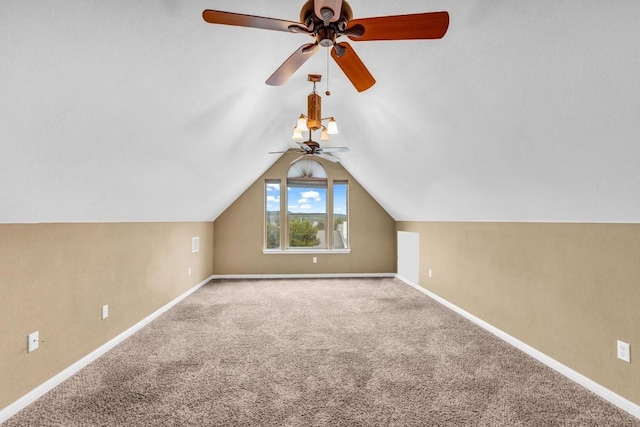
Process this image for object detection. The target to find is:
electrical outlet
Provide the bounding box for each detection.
[428,268,432,278]
[102,304,109,320]
[188,267,192,276]
[617,340,630,363]
[28,331,40,353]
[313,257,317,264]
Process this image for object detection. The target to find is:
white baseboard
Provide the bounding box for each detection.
[395,274,640,420]
[8,274,634,422]
[210,273,396,280]
[0,275,214,424]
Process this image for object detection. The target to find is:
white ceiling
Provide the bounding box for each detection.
[2,1,639,223]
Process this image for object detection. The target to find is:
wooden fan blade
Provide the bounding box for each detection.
[331,42,376,92]
[314,0,343,23]
[266,43,319,86]
[346,11,449,41]
[315,153,339,163]
[320,147,349,153]
[202,10,310,33]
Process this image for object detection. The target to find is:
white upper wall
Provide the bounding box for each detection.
[1,1,639,223]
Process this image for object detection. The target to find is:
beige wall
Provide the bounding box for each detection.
[0,222,214,409]
[396,221,640,406]
[214,153,396,274]
[8,194,637,413]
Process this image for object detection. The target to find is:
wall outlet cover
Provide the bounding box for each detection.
[102,304,109,320]
[617,340,630,363]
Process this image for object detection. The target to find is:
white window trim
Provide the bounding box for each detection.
[262,249,351,255]
[264,161,350,253]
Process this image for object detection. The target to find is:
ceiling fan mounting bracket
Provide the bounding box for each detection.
[288,24,311,34]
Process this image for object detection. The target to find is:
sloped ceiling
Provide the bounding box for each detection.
[1,1,639,223]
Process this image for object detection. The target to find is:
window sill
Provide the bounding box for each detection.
[262,249,351,255]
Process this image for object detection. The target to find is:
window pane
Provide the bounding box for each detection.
[265,180,280,249]
[333,181,348,249]
[287,184,326,248]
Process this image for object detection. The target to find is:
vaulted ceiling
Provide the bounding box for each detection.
[2,1,639,223]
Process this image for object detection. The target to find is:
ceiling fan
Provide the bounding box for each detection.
[202,0,449,92]
[271,140,350,165]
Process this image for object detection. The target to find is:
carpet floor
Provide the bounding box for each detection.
[4,278,639,426]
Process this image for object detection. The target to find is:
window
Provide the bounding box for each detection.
[287,179,327,249]
[333,181,348,249]
[265,180,280,249]
[264,160,348,252]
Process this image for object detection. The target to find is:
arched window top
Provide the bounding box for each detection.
[287,159,327,179]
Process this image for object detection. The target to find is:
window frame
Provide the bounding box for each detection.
[286,177,328,250]
[264,179,282,250]
[263,165,350,254]
[332,180,349,250]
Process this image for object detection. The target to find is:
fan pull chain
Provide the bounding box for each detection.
[325,48,331,96]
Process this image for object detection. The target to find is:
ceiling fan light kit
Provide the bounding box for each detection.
[202,0,449,92]
[293,75,338,140]
[271,74,349,164]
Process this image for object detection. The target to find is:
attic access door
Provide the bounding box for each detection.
[397,231,420,283]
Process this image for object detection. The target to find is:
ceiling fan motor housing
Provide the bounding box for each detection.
[300,0,354,47]
[300,0,353,24]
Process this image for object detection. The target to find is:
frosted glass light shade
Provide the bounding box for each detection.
[296,114,309,132]
[292,127,304,141]
[320,128,330,141]
[327,118,338,134]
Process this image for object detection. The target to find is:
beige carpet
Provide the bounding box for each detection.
[4,278,639,426]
